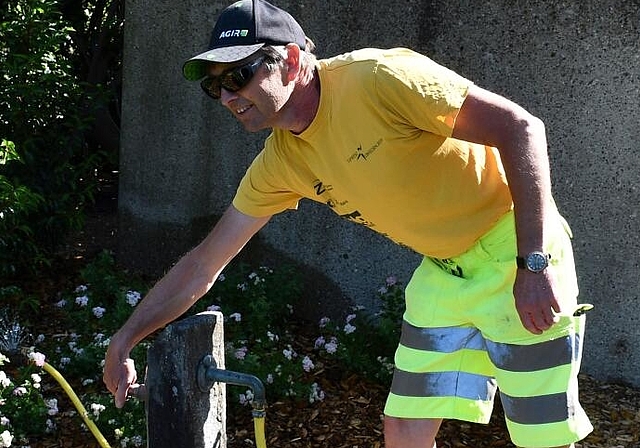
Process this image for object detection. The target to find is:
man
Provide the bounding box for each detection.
[104,0,594,446]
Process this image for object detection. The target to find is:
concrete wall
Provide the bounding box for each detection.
[119,0,640,386]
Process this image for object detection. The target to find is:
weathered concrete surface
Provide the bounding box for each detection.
[119,0,640,386]
[146,312,226,447]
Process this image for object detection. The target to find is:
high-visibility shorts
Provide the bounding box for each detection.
[384,210,594,448]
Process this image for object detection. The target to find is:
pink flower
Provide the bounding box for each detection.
[386,275,398,286]
[234,347,248,360]
[29,352,46,367]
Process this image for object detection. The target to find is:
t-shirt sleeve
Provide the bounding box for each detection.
[374,49,472,137]
[232,137,302,217]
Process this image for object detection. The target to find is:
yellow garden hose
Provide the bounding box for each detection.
[35,356,270,448]
[253,413,267,448]
[40,361,112,448]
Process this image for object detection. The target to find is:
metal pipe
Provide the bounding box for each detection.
[197,354,266,415]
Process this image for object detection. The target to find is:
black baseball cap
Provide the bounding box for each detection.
[183,0,307,81]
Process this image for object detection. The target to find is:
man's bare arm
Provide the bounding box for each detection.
[452,85,560,334]
[103,205,271,406]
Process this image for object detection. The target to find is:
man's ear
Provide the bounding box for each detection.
[284,43,301,82]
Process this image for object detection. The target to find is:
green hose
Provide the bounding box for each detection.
[40,361,112,448]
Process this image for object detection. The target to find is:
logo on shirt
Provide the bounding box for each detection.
[313,180,331,195]
[339,210,375,227]
[346,138,383,163]
[312,179,347,210]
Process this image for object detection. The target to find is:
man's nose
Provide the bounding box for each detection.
[219,88,238,107]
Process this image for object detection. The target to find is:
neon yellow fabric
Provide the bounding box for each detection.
[232,47,513,258]
[384,210,593,446]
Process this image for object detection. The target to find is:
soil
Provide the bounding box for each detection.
[19,193,640,448]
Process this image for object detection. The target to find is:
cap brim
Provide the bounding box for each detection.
[182,43,266,81]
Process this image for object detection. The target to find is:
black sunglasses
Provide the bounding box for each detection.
[200,57,265,100]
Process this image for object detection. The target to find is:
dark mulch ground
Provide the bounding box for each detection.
[224,365,640,448]
[22,198,640,448]
[31,354,640,447]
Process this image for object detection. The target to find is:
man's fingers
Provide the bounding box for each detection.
[106,358,137,408]
[115,381,131,408]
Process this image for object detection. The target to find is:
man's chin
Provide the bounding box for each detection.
[240,121,270,133]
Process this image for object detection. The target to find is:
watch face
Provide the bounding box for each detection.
[526,252,549,273]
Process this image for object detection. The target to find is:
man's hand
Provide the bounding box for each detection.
[513,269,561,334]
[103,343,137,408]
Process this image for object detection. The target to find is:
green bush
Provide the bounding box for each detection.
[0,0,108,278]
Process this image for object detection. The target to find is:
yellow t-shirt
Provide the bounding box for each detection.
[233,48,513,258]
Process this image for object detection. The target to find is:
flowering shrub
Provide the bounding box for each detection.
[0,352,51,445]
[0,251,407,446]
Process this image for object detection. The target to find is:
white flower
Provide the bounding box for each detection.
[302,356,314,372]
[239,389,254,406]
[60,357,71,366]
[266,374,274,384]
[248,272,262,284]
[90,403,106,418]
[325,338,338,354]
[75,295,89,307]
[319,317,330,328]
[0,430,13,448]
[45,398,59,416]
[0,372,11,388]
[55,299,67,308]
[229,312,242,322]
[267,331,279,342]
[0,417,9,426]
[309,382,325,403]
[343,323,356,335]
[282,347,296,360]
[75,285,88,293]
[218,273,226,282]
[36,333,45,343]
[206,304,221,312]
[92,306,106,318]
[28,351,46,367]
[125,290,141,307]
[314,336,325,349]
[13,386,27,396]
[346,314,357,323]
[31,373,42,383]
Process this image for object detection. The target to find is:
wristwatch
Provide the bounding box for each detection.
[516,251,551,273]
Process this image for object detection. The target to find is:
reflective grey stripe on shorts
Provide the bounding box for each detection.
[400,321,486,352]
[400,320,580,372]
[486,335,581,372]
[500,391,576,425]
[391,369,497,401]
